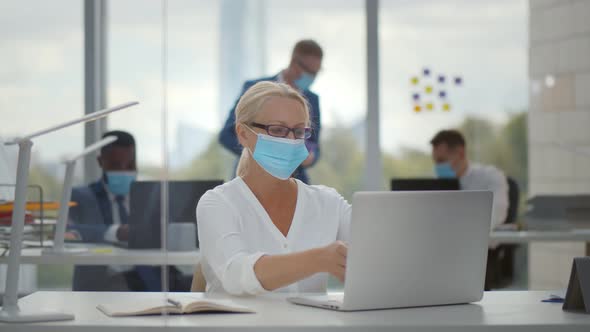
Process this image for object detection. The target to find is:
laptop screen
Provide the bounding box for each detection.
[391,178,460,191]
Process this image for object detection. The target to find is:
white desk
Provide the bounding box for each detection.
[0,244,199,265]
[489,229,590,244]
[1,291,589,331]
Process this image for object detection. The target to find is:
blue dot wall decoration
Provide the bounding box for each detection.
[408,68,463,113]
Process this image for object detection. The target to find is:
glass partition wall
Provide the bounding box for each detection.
[0,0,531,300]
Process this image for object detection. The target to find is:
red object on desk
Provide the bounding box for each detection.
[0,211,34,226]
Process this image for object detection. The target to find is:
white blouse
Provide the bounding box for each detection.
[196,177,351,296]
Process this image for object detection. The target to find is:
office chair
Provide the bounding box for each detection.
[485,176,519,290]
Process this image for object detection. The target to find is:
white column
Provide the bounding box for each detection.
[363,0,383,190]
[84,0,108,183]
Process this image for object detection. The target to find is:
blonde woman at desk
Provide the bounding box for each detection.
[197,81,350,295]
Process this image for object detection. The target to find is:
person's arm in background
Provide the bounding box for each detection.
[66,187,111,243]
[489,169,509,229]
[218,82,253,156]
[103,224,128,243]
[302,94,321,167]
[67,224,110,243]
[67,206,110,243]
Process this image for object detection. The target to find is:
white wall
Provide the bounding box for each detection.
[528,0,590,290]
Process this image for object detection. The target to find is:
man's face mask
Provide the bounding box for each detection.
[293,72,316,91]
[434,162,457,178]
[105,171,137,196]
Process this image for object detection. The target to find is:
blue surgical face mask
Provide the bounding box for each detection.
[105,171,137,196]
[293,72,315,91]
[248,131,309,180]
[434,162,457,178]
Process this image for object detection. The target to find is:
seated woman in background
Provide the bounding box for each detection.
[197,81,350,295]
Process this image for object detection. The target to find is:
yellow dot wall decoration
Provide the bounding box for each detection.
[409,67,462,113]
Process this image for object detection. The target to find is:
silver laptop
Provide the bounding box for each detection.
[288,190,493,311]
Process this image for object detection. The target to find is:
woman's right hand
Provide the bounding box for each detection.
[317,241,348,283]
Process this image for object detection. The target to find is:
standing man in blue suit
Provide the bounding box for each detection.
[219,39,323,184]
[67,131,155,291]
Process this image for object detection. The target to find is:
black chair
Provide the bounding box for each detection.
[485,176,519,290]
[505,177,520,224]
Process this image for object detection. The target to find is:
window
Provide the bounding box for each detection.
[0,0,83,200]
[379,0,529,195]
[266,0,367,199]
[0,0,83,292]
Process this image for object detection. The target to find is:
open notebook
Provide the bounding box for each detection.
[97,295,255,317]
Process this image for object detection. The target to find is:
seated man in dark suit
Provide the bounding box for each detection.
[67,130,156,291]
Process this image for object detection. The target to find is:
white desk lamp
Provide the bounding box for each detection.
[42,135,117,255]
[0,101,139,323]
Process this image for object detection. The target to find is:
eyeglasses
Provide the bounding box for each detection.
[250,122,312,139]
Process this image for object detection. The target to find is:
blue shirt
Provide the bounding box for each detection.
[218,74,321,184]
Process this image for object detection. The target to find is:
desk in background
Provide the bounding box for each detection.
[490,228,590,246]
[0,243,199,266]
[490,225,590,290]
[2,230,589,266]
[0,243,200,295]
[1,230,589,293]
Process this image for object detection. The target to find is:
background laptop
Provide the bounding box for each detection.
[391,178,460,191]
[128,180,223,249]
[289,190,492,311]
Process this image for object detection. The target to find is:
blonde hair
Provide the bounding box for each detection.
[235,81,310,178]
